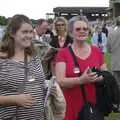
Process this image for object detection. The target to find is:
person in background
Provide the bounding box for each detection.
[0,14,46,120]
[90,24,96,37]
[107,16,120,89]
[55,15,107,120]
[91,26,107,54]
[102,23,108,38]
[46,19,54,40]
[33,19,52,79]
[34,18,50,43]
[50,16,72,48]
[34,19,48,37]
[50,16,73,75]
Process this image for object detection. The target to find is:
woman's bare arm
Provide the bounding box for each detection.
[55,62,102,88]
[0,95,16,105]
[55,62,83,88]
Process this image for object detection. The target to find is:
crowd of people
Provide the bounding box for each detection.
[0,13,120,120]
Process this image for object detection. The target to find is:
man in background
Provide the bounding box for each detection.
[34,19,49,43]
[107,16,120,89]
[102,23,108,38]
[91,26,107,54]
[34,19,53,79]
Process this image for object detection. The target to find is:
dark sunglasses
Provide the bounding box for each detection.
[75,27,88,32]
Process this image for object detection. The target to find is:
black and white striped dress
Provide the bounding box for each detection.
[0,56,46,120]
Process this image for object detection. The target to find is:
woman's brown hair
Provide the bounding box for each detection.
[0,14,35,58]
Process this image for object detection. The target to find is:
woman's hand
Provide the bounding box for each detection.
[80,67,103,84]
[12,94,37,108]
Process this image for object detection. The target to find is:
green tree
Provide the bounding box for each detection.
[0,16,7,25]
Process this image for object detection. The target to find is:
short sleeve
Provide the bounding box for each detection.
[56,48,67,63]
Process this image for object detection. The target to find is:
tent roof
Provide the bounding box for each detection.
[53,7,108,14]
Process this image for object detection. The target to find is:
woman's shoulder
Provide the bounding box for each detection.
[31,55,42,63]
[0,59,12,69]
[29,56,43,70]
[56,47,70,62]
[91,45,103,55]
[91,45,100,51]
[56,47,70,60]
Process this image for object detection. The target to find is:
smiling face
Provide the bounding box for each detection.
[72,20,89,42]
[13,23,34,50]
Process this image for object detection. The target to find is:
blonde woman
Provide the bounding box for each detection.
[50,16,72,48]
[49,17,73,75]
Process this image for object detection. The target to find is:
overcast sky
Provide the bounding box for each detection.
[0,0,109,20]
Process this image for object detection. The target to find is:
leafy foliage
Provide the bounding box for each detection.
[0,16,8,25]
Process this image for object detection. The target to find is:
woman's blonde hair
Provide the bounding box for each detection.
[0,14,35,58]
[53,16,68,35]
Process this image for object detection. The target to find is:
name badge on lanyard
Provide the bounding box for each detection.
[28,75,35,82]
[73,66,80,74]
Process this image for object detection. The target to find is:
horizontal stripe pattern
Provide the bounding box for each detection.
[0,56,46,120]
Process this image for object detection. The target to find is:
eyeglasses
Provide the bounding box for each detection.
[56,24,65,26]
[75,27,88,32]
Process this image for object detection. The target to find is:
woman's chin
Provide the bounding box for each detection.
[23,43,31,48]
[77,37,87,41]
[24,41,32,47]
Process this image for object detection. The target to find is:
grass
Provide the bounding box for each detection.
[105,113,120,120]
[105,52,111,69]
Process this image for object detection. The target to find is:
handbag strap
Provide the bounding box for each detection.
[18,52,28,93]
[23,52,28,90]
[14,51,28,119]
[68,46,87,103]
[68,46,80,68]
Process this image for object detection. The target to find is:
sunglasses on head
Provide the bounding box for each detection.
[75,27,88,32]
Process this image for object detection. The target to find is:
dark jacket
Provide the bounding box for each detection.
[92,68,120,116]
[50,35,73,48]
